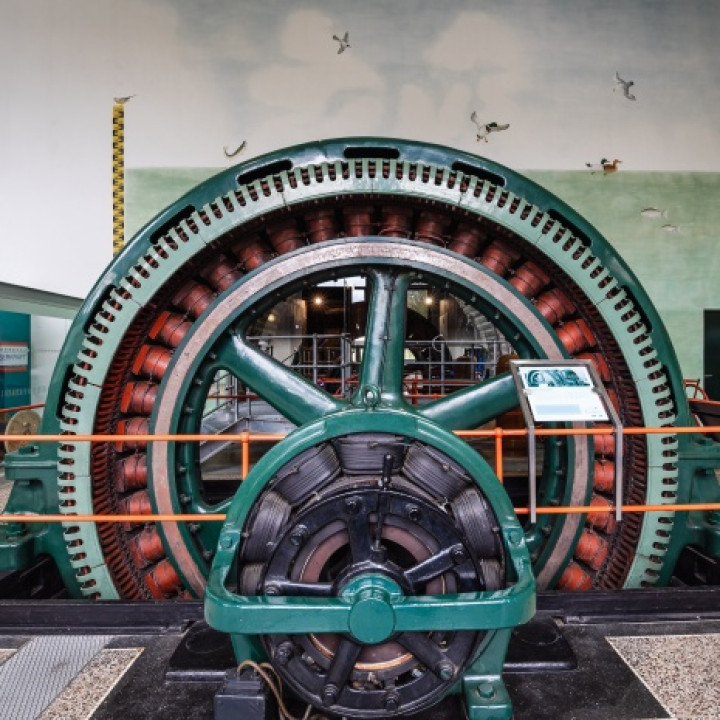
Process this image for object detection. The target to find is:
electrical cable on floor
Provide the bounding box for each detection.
[237,660,329,720]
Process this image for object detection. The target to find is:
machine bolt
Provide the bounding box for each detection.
[345,497,361,514]
[274,642,294,666]
[264,584,281,596]
[383,691,401,712]
[451,546,466,564]
[322,683,339,706]
[202,549,214,561]
[476,682,496,700]
[179,494,191,505]
[188,523,201,534]
[435,660,455,681]
[289,525,308,547]
[406,504,422,522]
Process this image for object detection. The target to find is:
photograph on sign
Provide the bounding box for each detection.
[517,364,608,422]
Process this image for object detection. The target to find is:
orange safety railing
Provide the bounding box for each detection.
[3,425,720,524]
[0,403,45,416]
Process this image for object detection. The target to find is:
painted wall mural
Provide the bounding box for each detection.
[2,0,720,380]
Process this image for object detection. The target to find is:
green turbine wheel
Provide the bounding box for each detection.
[39,138,685,599]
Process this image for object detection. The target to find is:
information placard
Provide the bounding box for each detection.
[515,364,609,422]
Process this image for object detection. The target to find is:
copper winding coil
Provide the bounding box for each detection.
[342,206,374,236]
[534,288,575,324]
[120,382,158,415]
[592,433,615,457]
[128,527,165,568]
[379,205,413,238]
[117,490,152,531]
[305,208,339,244]
[114,417,149,451]
[509,262,550,298]
[480,241,520,276]
[144,558,182,598]
[414,211,449,245]
[556,319,596,354]
[557,561,593,591]
[577,352,611,382]
[200,257,243,292]
[148,311,192,348]
[587,494,617,533]
[575,529,610,570]
[171,282,215,318]
[266,219,304,254]
[231,234,274,271]
[132,345,172,381]
[113,455,148,492]
[448,223,484,257]
[592,458,614,492]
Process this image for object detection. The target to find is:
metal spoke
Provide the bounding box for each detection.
[322,637,363,704]
[345,503,375,563]
[214,332,345,426]
[353,270,411,407]
[204,496,233,516]
[417,372,519,430]
[403,545,460,592]
[395,632,454,679]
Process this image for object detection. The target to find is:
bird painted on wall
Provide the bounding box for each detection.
[224,141,247,158]
[640,207,668,219]
[585,158,622,175]
[113,94,136,105]
[333,32,350,53]
[614,72,636,101]
[470,112,510,142]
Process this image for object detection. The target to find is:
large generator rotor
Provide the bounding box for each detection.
[44,138,686,600]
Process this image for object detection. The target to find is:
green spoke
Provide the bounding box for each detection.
[202,496,233,516]
[418,372,519,430]
[215,332,346,426]
[353,270,411,407]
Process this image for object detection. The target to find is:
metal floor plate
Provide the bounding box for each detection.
[0,635,110,720]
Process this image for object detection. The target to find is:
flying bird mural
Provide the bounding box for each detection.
[614,72,636,101]
[332,32,350,54]
[470,112,510,142]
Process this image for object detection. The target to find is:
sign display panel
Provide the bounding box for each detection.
[514,363,609,422]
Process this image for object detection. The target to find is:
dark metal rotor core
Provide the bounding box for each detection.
[237,435,507,717]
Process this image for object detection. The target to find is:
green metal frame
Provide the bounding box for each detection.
[1,137,718,601]
[204,410,535,720]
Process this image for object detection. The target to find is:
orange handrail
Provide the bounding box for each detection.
[7,503,720,525]
[3,423,720,524]
[0,403,45,416]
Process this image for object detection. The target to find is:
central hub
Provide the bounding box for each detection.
[342,574,402,644]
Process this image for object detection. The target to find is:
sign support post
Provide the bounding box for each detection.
[509,360,623,523]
